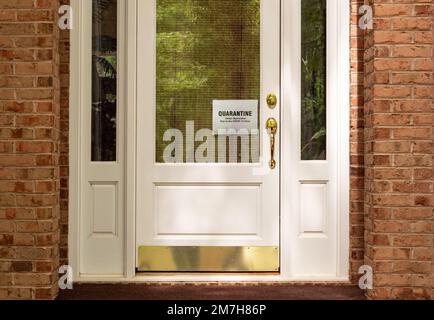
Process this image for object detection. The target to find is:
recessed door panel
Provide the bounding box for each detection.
[155,184,261,236]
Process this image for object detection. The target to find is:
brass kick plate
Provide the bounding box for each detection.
[137,246,279,272]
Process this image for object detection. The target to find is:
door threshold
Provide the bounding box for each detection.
[134,273,282,283]
[132,274,350,283]
[75,273,350,283]
[136,272,280,277]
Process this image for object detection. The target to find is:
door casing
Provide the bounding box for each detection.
[69,0,350,282]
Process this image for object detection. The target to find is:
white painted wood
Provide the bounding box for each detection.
[336,0,351,280]
[136,0,281,252]
[74,274,350,283]
[69,0,81,279]
[90,183,118,234]
[70,0,350,281]
[281,0,350,280]
[300,183,327,234]
[69,0,127,276]
[124,0,138,279]
[155,185,261,236]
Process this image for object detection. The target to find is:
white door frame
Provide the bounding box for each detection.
[69,0,350,282]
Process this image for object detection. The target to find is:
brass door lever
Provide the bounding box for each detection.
[266,118,278,170]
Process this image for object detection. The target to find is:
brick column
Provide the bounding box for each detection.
[59,0,69,268]
[364,0,434,299]
[0,0,61,299]
[350,0,367,283]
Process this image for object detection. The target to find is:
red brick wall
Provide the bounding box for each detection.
[59,0,69,268]
[364,0,434,299]
[350,0,367,283]
[0,0,60,299]
[431,0,433,300]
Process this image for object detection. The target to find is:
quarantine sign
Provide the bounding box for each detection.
[212,100,259,135]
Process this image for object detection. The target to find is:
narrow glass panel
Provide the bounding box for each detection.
[156,0,260,164]
[301,0,327,160]
[91,0,117,162]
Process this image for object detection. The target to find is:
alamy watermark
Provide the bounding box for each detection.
[58,5,73,30]
[359,5,373,30]
[162,121,260,163]
[57,263,373,290]
[57,5,373,31]
[58,265,73,290]
[358,265,373,290]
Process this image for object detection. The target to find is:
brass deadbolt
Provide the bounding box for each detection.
[266,94,277,109]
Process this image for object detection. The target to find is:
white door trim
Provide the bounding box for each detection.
[335,0,351,280]
[125,0,138,279]
[69,0,350,282]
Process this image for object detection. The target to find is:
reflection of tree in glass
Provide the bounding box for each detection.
[301,0,327,161]
[156,0,260,163]
[92,0,117,162]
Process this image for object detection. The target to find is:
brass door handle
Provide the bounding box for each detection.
[266,118,278,170]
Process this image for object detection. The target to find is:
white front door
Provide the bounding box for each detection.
[136,0,281,271]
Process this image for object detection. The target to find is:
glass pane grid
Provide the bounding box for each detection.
[156,0,261,164]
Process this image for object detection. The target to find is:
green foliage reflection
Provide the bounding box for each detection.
[301,0,327,160]
[156,0,260,163]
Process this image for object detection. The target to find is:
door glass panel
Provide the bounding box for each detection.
[301,0,327,161]
[156,0,260,163]
[91,0,118,162]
